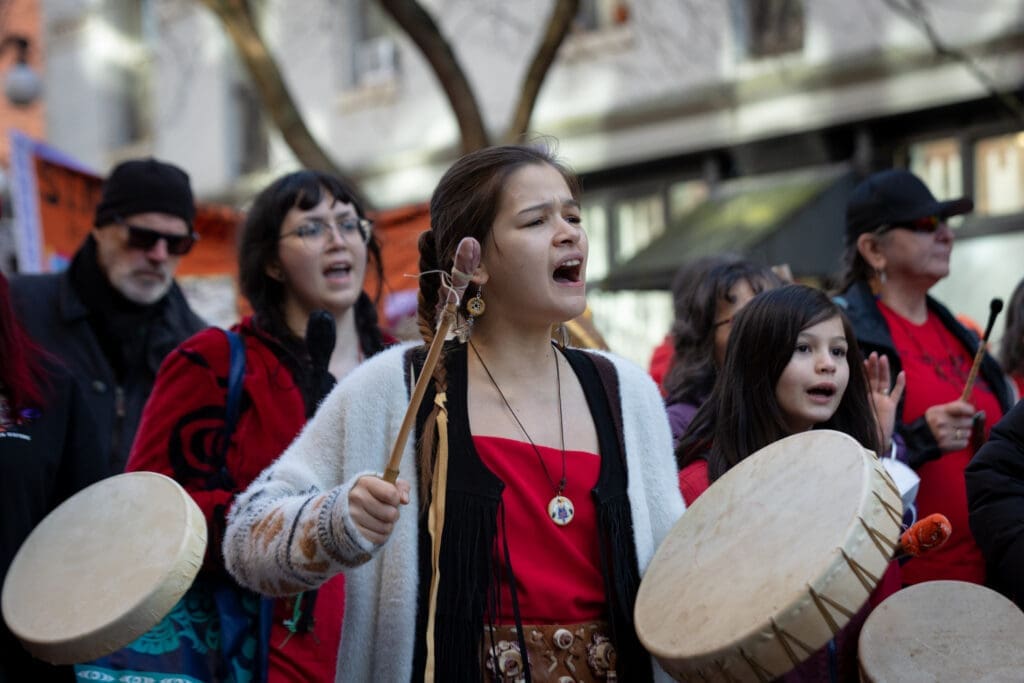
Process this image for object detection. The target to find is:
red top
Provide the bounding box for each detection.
[879,302,1004,586]
[473,435,605,624]
[678,459,710,506]
[127,320,345,683]
[648,334,675,397]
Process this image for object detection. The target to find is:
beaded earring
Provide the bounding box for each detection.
[455,286,485,343]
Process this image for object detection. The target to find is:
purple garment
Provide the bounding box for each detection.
[666,400,701,445]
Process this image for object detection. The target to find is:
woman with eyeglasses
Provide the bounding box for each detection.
[834,168,1014,587]
[661,254,782,446]
[123,170,394,682]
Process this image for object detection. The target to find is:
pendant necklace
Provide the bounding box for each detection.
[469,340,574,526]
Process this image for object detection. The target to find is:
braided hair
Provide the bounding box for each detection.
[415,144,580,504]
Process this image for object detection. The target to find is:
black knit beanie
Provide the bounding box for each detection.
[93,158,196,228]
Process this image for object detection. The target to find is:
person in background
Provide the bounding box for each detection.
[966,398,1024,609]
[999,275,1024,400]
[0,272,104,683]
[834,168,1014,586]
[661,254,782,442]
[122,170,393,681]
[10,158,206,475]
[222,144,684,682]
[676,284,904,682]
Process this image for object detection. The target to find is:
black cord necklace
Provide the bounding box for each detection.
[469,340,574,526]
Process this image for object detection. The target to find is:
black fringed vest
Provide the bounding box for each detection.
[407,342,654,682]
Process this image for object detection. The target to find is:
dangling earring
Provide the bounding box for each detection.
[869,267,886,297]
[466,288,486,318]
[455,286,485,343]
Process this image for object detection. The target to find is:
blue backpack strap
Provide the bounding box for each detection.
[223,329,246,443]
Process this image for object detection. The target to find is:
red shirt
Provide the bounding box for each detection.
[879,302,1004,585]
[648,334,675,397]
[473,435,605,624]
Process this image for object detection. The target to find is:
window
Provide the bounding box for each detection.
[909,137,964,202]
[574,0,630,33]
[735,0,804,59]
[232,81,269,176]
[614,194,665,264]
[103,0,153,147]
[349,0,399,88]
[582,204,609,281]
[974,131,1024,217]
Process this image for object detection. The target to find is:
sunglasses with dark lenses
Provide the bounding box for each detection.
[118,221,198,255]
[876,215,943,236]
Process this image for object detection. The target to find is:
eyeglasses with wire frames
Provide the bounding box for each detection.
[279,216,374,247]
[114,218,198,255]
[873,215,944,237]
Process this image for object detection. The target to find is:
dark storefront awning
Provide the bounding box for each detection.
[600,166,858,291]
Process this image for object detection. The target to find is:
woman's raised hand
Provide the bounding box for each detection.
[348,476,411,546]
[864,352,906,453]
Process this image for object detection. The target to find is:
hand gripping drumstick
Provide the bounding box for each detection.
[383,237,481,484]
[960,298,1003,402]
[894,513,951,559]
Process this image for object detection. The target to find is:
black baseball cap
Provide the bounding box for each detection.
[845,169,973,245]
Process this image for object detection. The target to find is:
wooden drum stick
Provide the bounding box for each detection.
[960,298,1003,402]
[382,237,481,484]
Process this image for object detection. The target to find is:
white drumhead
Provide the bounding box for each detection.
[636,430,901,681]
[1,471,206,664]
[859,580,1024,682]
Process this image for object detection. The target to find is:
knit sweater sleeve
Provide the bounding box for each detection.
[223,343,417,597]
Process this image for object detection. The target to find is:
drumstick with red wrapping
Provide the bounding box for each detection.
[893,513,952,559]
[383,236,481,484]
[960,298,1003,402]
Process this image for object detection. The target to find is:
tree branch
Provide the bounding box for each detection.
[879,0,1024,124]
[503,0,579,143]
[378,0,490,152]
[196,0,372,206]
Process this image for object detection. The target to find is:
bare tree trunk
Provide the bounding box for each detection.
[378,0,490,152]
[504,0,579,143]
[197,0,372,206]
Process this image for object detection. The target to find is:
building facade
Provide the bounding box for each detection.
[36,0,1024,364]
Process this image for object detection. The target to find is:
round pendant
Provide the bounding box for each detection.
[548,495,575,526]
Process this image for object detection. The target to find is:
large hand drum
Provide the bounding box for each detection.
[2,472,206,664]
[859,580,1024,682]
[635,430,902,682]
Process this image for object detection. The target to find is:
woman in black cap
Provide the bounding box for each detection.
[834,168,1014,587]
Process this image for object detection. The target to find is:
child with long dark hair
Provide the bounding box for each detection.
[676,283,905,682]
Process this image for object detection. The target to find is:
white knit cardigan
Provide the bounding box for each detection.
[223,341,685,682]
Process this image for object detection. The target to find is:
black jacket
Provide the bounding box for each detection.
[836,280,1014,468]
[966,398,1024,607]
[1,361,106,683]
[10,241,205,474]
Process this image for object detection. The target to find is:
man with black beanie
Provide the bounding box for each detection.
[11,158,206,474]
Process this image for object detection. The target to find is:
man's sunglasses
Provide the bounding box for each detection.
[116,220,198,255]
[874,215,943,236]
